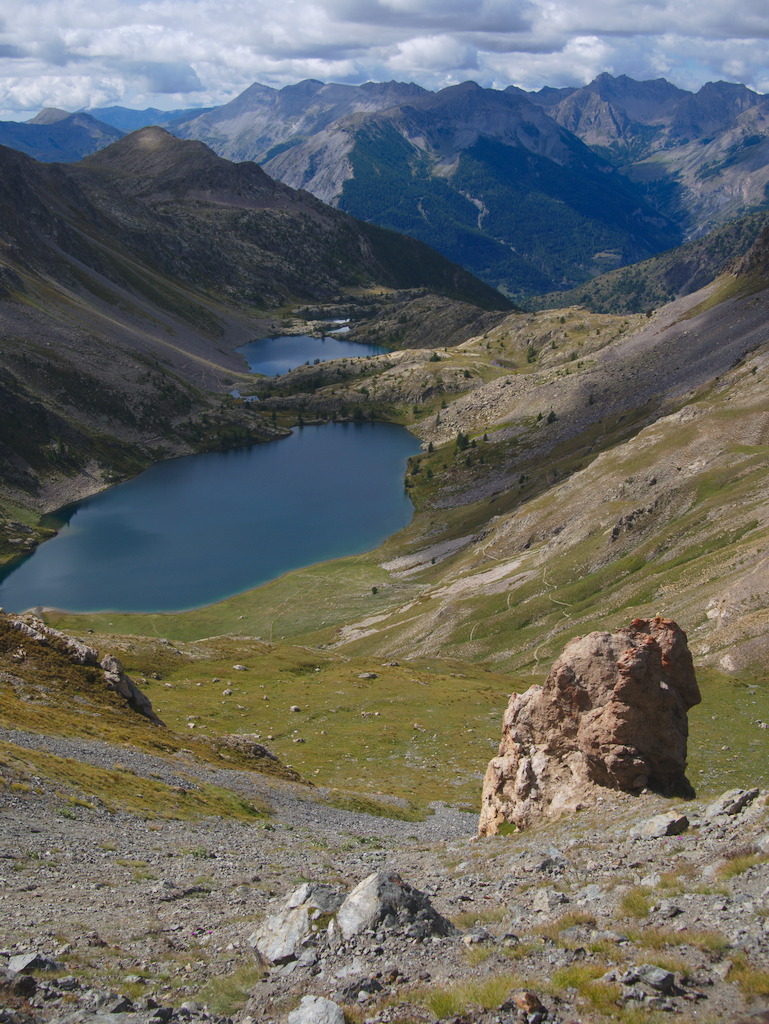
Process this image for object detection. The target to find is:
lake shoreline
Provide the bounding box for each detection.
[0,422,420,616]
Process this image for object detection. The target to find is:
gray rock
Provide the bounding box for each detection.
[638,964,676,992]
[655,899,683,919]
[287,883,343,913]
[335,871,456,940]
[576,883,604,902]
[7,953,59,974]
[248,883,344,964]
[101,655,164,727]
[287,995,345,1024]
[462,926,494,945]
[640,872,662,887]
[532,888,570,913]
[705,788,760,819]
[633,811,689,838]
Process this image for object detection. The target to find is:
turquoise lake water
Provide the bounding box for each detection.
[0,423,419,614]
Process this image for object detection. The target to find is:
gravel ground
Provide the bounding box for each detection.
[2,724,769,1024]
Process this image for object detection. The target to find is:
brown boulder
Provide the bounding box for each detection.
[479,617,700,834]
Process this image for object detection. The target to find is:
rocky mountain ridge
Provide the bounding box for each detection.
[525,74,769,236]
[10,74,769,298]
[220,80,682,298]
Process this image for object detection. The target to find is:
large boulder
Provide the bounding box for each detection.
[248,883,345,965]
[335,871,457,940]
[479,617,701,834]
[287,996,345,1024]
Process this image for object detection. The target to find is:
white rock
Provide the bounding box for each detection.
[287,996,344,1024]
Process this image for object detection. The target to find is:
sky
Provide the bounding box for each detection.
[0,0,767,120]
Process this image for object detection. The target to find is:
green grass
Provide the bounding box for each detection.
[113,638,515,808]
[619,887,651,919]
[418,972,523,1018]
[197,966,265,1015]
[548,964,617,1012]
[717,852,768,880]
[0,741,272,821]
[320,790,430,821]
[728,954,769,997]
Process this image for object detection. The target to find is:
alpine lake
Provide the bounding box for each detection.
[0,332,419,613]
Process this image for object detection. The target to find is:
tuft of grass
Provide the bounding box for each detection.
[548,963,617,1011]
[464,945,494,966]
[534,910,597,944]
[197,965,264,1014]
[418,972,523,1018]
[619,887,651,918]
[451,906,508,930]
[728,954,769,997]
[717,852,767,880]
[627,925,730,954]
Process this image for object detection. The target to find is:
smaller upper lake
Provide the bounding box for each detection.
[238,333,388,377]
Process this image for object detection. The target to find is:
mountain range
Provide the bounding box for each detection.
[173,78,683,297]
[3,73,767,301]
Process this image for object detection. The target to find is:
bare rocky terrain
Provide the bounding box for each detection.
[1,614,768,1024]
[1,726,768,1024]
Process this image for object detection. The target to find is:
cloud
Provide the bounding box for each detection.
[121,60,203,93]
[0,0,766,119]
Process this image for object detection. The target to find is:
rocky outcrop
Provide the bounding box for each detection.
[100,654,164,727]
[247,872,456,971]
[248,883,345,966]
[479,617,701,834]
[8,614,164,727]
[9,616,99,666]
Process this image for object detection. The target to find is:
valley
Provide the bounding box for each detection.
[1,104,769,1024]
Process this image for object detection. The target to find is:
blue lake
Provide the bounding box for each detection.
[238,333,387,377]
[0,423,419,614]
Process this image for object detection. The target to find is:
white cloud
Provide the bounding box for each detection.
[0,0,766,119]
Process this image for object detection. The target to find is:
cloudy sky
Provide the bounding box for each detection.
[0,0,767,120]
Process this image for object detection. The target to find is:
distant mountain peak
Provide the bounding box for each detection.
[81,126,229,178]
[28,107,71,125]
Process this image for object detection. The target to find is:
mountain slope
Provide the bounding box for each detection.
[537,209,769,313]
[529,74,769,235]
[96,220,769,681]
[0,108,124,162]
[174,78,430,163]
